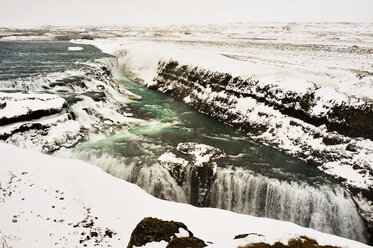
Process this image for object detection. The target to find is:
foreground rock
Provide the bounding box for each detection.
[238,236,340,248]
[167,237,207,248]
[127,217,206,248]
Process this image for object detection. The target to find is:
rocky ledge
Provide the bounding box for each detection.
[158,142,225,206]
[0,65,142,153]
[0,92,83,153]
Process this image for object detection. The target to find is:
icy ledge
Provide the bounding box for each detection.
[0,92,83,153]
[0,142,369,248]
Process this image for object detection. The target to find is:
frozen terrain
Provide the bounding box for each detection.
[70,23,373,230]
[0,23,372,245]
[0,142,370,248]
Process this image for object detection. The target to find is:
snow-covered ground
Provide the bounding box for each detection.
[1,23,372,98]
[0,142,369,248]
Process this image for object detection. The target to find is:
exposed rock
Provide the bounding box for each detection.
[0,92,66,126]
[166,237,207,248]
[322,132,349,145]
[176,142,225,165]
[176,142,225,206]
[345,142,358,152]
[0,101,6,109]
[127,217,193,248]
[101,66,111,76]
[239,235,340,248]
[234,234,249,239]
[234,233,264,239]
[158,152,188,185]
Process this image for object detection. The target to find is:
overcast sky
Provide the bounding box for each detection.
[1,0,372,27]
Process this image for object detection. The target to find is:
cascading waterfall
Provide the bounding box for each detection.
[58,150,188,203]
[208,168,367,242]
[57,148,367,243]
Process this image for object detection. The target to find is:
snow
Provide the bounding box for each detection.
[138,240,169,248]
[0,92,65,120]
[175,227,190,238]
[0,23,372,246]
[235,97,257,113]
[0,23,372,100]
[158,152,189,169]
[74,30,373,100]
[176,142,224,168]
[68,46,84,51]
[0,142,369,248]
[321,162,373,189]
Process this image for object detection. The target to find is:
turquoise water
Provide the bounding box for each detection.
[79,72,333,186]
[0,41,106,80]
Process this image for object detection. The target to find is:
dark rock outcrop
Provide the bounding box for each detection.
[127,217,198,248]
[166,237,207,248]
[158,152,188,185]
[159,143,225,206]
[239,235,340,248]
[176,142,224,206]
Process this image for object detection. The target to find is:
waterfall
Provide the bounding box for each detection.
[208,168,368,242]
[56,148,368,242]
[56,150,188,203]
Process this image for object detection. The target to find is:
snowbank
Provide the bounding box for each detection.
[0,92,65,123]
[0,142,369,248]
[67,46,84,51]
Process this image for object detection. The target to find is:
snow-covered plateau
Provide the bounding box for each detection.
[0,142,370,248]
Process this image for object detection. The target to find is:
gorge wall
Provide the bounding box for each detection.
[135,59,373,228]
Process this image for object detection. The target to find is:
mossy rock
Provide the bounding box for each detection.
[127,217,193,248]
[166,237,207,248]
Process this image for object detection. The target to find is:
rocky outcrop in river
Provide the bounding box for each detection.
[159,143,225,206]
